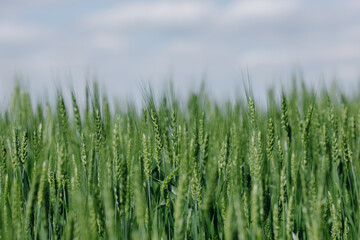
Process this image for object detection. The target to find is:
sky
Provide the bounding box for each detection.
[1,0,360,108]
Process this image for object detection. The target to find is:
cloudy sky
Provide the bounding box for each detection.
[1,1,360,107]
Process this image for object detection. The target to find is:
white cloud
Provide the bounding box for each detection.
[84,2,212,30]
[221,1,298,24]
[82,1,299,33]
[0,21,45,44]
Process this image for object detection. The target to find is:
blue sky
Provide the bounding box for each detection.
[1,1,360,107]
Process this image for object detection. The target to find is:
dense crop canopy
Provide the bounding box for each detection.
[0,82,359,239]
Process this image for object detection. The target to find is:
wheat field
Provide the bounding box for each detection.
[0,82,359,239]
